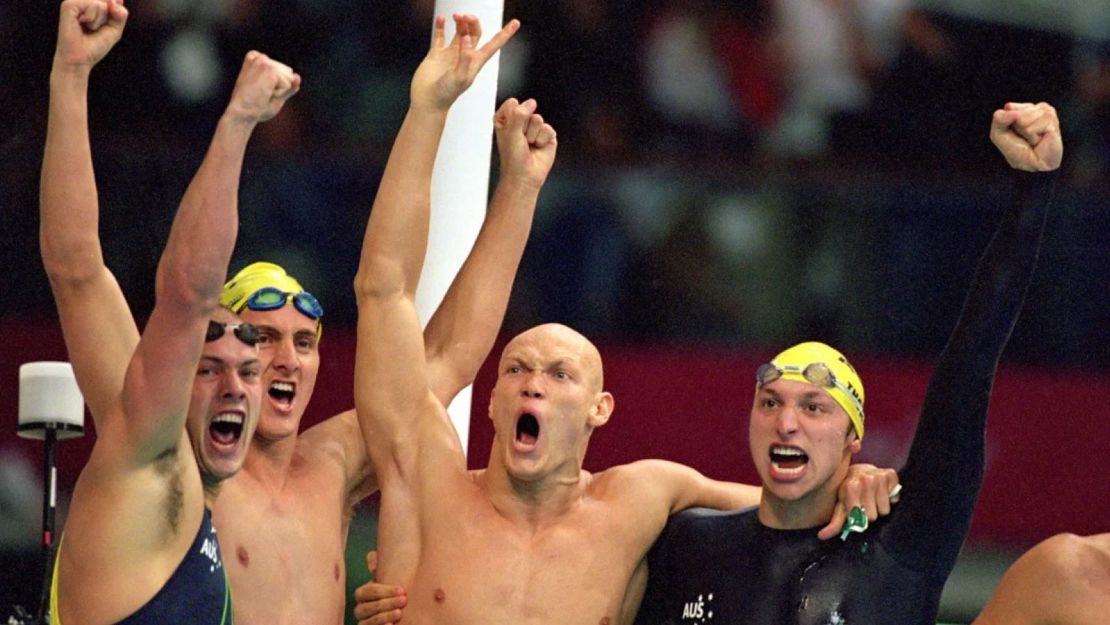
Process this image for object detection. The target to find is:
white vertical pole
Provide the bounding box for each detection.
[416,0,505,459]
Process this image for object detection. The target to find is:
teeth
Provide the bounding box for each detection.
[771,462,806,475]
[213,413,243,425]
[271,382,294,393]
[771,446,805,456]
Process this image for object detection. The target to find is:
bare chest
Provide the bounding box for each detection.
[213,469,349,623]
[407,509,645,625]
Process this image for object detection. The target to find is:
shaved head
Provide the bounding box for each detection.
[504,323,605,392]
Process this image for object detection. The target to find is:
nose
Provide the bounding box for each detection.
[220,370,248,402]
[776,405,799,436]
[521,371,545,399]
[271,336,299,373]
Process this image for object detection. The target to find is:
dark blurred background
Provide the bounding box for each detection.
[2,0,1109,622]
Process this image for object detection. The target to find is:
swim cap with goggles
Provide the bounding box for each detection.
[220,262,324,338]
[755,341,866,440]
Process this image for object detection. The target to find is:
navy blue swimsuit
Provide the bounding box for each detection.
[53,507,232,625]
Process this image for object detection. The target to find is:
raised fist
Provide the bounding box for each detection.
[54,0,128,71]
[225,52,301,125]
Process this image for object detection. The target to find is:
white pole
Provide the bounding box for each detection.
[417,0,505,458]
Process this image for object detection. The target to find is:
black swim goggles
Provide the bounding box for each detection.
[244,286,324,320]
[755,361,864,417]
[206,320,261,346]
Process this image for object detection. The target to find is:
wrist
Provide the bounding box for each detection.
[219,106,260,132]
[407,98,452,118]
[498,171,545,194]
[215,111,258,143]
[49,62,92,87]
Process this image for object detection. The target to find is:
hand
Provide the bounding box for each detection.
[410,14,520,111]
[494,98,558,190]
[224,51,301,125]
[54,0,128,72]
[817,464,900,540]
[990,102,1063,172]
[353,551,408,625]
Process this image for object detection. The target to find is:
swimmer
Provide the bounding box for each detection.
[39,0,297,622]
[635,102,1064,625]
[351,13,900,625]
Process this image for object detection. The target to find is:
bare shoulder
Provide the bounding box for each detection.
[587,460,687,505]
[297,409,361,468]
[1020,533,1110,580]
[976,533,1110,625]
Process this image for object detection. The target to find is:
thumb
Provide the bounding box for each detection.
[817,502,846,541]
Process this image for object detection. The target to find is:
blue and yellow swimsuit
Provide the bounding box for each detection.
[51,507,232,625]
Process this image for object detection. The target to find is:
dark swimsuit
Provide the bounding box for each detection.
[52,507,232,625]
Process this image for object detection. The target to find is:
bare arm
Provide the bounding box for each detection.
[630,461,898,537]
[973,533,1110,625]
[114,53,299,461]
[353,16,519,475]
[39,0,137,425]
[424,97,557,404]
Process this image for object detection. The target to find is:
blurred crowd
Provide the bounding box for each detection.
[3,0,1110,364]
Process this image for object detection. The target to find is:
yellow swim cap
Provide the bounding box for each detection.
[220,262,323,337]
[761,341,866,440]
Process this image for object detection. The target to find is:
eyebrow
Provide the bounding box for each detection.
[799,392,831,403]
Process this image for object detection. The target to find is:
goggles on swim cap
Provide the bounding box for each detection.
[244,287,324,321]
[206,320,261,346]
[756,341,866,440]
[221,262,323,338]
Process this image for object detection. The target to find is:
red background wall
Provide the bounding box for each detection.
[3,319,1105,548]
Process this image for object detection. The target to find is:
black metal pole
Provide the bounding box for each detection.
[38,427,57,624]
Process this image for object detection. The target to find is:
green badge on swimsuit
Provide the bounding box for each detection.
[839,505,869,541]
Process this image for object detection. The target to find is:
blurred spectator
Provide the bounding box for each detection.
[520,0,641,163]
[641,1,774,157]
[1070,40,1110,188]
[763,0,912,157]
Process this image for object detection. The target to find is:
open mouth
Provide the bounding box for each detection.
[268,381,296,411]
[210,412,245,448]
[515,413,540,446]
[769,445,809,475]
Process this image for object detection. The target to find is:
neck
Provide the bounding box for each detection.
[202,476,222,507]
[480,455,587,528]
[757,464,849,530]
[243,433,300,488]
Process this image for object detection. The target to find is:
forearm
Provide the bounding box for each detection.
[155,113,254,310]
[425,178,539,402]
[40,66,103,283]
[354,105,448,300]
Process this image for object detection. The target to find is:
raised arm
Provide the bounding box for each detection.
[353,15,518,473]
[112,53,299,461]
[40,0,137,424]
[424,97,556,403]
[887,102,1062,575]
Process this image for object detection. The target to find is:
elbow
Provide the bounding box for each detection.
[39,233,101,287]
[353,259,407,306]
[153,255,222,315]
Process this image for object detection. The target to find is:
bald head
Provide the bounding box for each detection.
[503,323,605,392]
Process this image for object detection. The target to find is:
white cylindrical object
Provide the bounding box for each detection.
[417,0,505,458]
[18,362,85,440]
